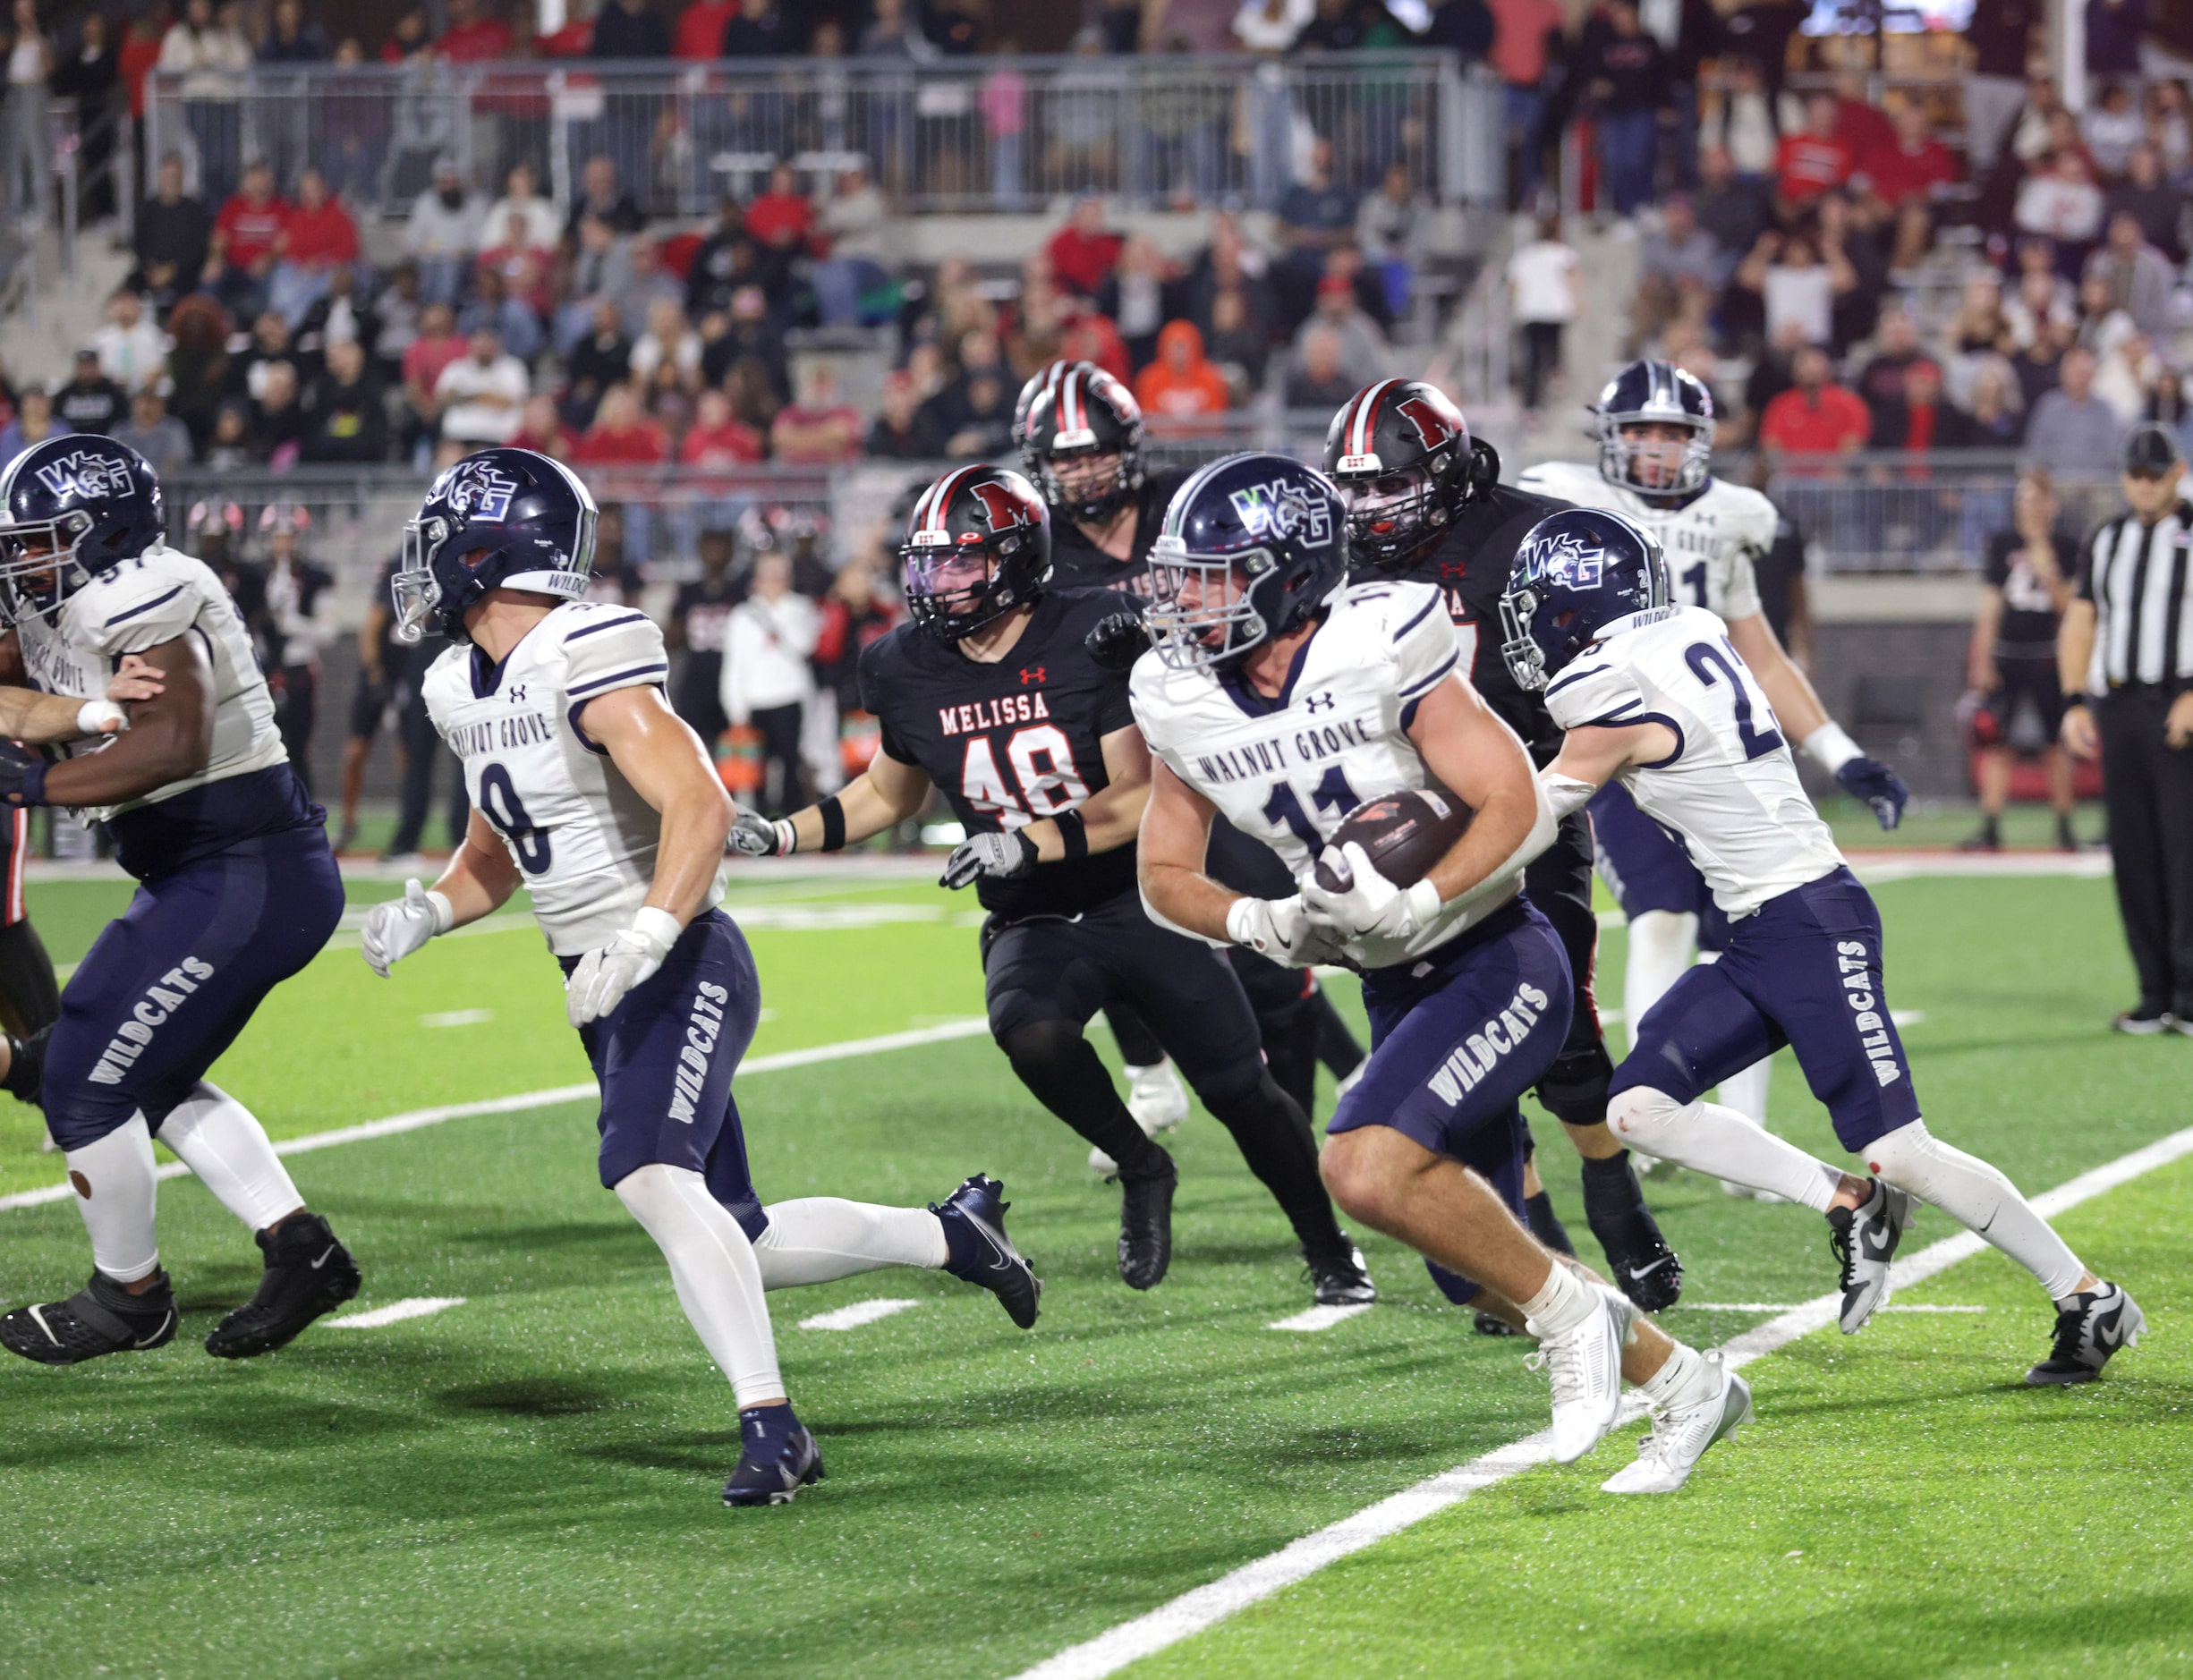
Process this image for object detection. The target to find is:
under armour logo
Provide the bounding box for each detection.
[1303,692,1336,714]
[508,684,527,703]
[1019,666,1046,686]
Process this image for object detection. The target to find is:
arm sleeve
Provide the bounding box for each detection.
[561,610,669,707]
[2076,525,2104,603]
[88,568,207,658]
[1542,658,1650,731]
[1389,586,1462,700]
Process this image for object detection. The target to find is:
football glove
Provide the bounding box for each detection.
[360,878,453,978]
[0,742,47,808]
[565,907,683,1028]
[1302,842,1443,944]
[1084,611,1152,673]
[1834,755,1909,831]
[1224,894,1345,968]
[940,828,1038,890]
[729,807,793,857]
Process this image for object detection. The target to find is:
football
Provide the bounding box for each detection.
[1311,788,1474,894]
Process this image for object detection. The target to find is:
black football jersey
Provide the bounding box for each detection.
[1046,469,1189,598]
[859,589,1142,920]
[1386,480,1574,765]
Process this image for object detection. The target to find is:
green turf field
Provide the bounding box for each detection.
[0,863,2186,1680]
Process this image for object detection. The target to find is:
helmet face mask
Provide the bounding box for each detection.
[0,437,166,628]
[0,510,95,624]
[1337,462,1451,563]
[1025,367,1144,525]
[1322,380,1472,570]
[1147,540,1272,670]
[1499,507,1673,691]
[1595,361,1716,498]
[1146,453,1347,673]
[395,449,599,646]
[900,466,1051,644]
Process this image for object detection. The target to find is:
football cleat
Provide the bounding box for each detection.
[1828,1178,1913,1334]
[1114,1152,1177,1290]
[1528,1285,1633,1464]
[723,1406,825,1506]
[1089,1061,1189,1173]
[2026,1282,2145,1386]
[1303,1237,1376,1306]
[2111,1008,2172,1036]
[203,1212,361,1359]
[1579,1151,1683,1312]
[1474,1311,1521,1337]
[0,1268,179,1364]
[1601,1353,1753,1494]
[932,1174,1041,1329]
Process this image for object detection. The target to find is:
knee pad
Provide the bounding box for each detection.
[1606,1085,1689,1154]
[1861,1120,1941,1190]
[1191,1055,1270,1114]
[1535,1042,1614,1131]
[998,1018,1088,1083]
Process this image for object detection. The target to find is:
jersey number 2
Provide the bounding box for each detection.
[1683,641,1783,760]
[478,762,554,874]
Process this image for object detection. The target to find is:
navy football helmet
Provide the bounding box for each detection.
[1146,453,1347,671]
[1023,365,1144,523]
[394,447,598,645]
[1499,506,1671,692]
[1595,359,1717,498]
[1322,379,1475,568]
[0,435,165,624]
[900,465,1051,643]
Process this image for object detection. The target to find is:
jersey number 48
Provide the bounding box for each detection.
[960,725,1092,829]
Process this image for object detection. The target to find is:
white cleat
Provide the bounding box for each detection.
[1090,1061,1191,1173]
[1529,1286,1633,1464]
[1830,1177,1915,1333]
[1602,1353,1753,1494]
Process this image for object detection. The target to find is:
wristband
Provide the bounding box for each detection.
[1403,878,1443,924]
[76,700,126,736]
[818,794,846,853]
[423,888,455,935]
[631,905,684,957]
[2062,692,2092,710]
[772,819,797,855]
[1054,809,1089,861]
[1801,721,1862,774]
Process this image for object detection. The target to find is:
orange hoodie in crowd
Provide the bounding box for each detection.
[1135,320,1232,419]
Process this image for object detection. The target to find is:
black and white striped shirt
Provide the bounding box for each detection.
[2078,499,2193,692]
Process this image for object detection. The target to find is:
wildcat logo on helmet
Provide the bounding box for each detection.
[1519,527,1603,590]
[32,449,135,504]
[1228,479,1333,547]
[441,461,520,523]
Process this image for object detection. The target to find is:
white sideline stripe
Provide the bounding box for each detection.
[1007,1120,2193,1680]
[421,1009,496,1029]
[0,1018,993,1214]
[798,1298,923,1332]
[326,1296,466,1329]
[1268,1304,1375,1333]
[1681,1302,1985,1314]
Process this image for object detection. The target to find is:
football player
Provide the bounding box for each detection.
[361,448,1042,1508]
[732,464,1374,1305]
[1322,379,1681,1309]
[1134,453,1747,1493]
[0,436,364,1367]
[1517,361,1909,1166]
[1505,507,2143,1387]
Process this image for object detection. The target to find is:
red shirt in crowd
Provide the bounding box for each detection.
[1859,138,1958,206]
[744,191,812,250]
[121,27,163,118]
[1774,133,1853,205]
[438,17,514,61]
[281,199,359,267]
[676,0,739,60]
[539,17,592,54]
[404,332,469,400]
[680,420,766,469]
[1047,225,1124,296]
[512,419,577,458]
[1758,383,1871,454]
[215,193,290,270]
[1832,97,1896,162]
[576,418,671,464]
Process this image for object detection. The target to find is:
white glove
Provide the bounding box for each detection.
[1302,842,1443,945]
[360,878,453,978]
[565,906,684,1028]
[1224,894,1345,967]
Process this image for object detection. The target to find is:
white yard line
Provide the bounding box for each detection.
[0,1017,992,1214]
[1007,1120,2193,1680]
[1268,1304,1375,1333]
[798,1298,924,1332]
[1680,1302,1984,1314]
[326,1296,467,1329]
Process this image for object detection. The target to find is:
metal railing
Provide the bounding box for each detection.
[144,53,1501,219]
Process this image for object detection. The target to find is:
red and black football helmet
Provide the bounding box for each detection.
[1012,359,1090,478]
[1322,379,1475,570]
[900,465,1052,643]
[1024,365,1145,524]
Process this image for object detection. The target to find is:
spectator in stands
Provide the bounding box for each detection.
[379,6,429,61]
[1135,319,1230,419]
[1048,191,1124,299]
[722,0,803,55]
[132,153,212,317]
[929,352,1015,458]
[614,233,684,338]
[251,360,308,464]
[1960,360,2027,448]
[1945,275,2013,361]
[1631,194,1723,348]
[865,369,939,459]
[1575,0,1668,222]
[1857,101,1959,273]
[814,165,891,327]
[567,155,645,242]
[575,383,668,464]
[407,157,483,307]
[1774,92,1854,221]
[1274,138,1358,319]
[2083,81,2144,182]
[1097,236,1177,373]
[1485,0,1563,203]
[1757,344,1869,457]
[770,363,863,464]
[554,298,625,430]
[2083,211,2177,340]
[667,528,738,744]
[2023,345,2124,473]
[2105,144,2185,264]
[476,209,554,319]
[1828,68,1894,160]
[1283,325,1356,412]
[436,0,512,62]
[856,0,922,56]
[1855,307,1925,437]
[2014,149,2105,256]
[55,350,128,437]
[485,164,561,258]
[1507,209,1578,413]
[158,0,251,206]
[1874,359,1981,451]
[92,289,169,394]
[591,0,667,55]
[723,356,782,437]
[745,164,815,297]
[115,386,193,473]
[1356,162,1428,320]
[1284,272,1385,393]
[681,386,764,469]
[0,385,65,457]
[435,326,527,446]
[683,199,749,321]
[2144,81,2190,181]
[268,169,358,327]
[370,262,424,383]
[206,160,287,318]
[1692,142,1770,264]
[1734,227,1855,354]
[53,11,120,224]
[631,297,702,391]
[203,397,255,468]
[510,392,577,459]
[2085,0,2146,80]
[1963,0,2041,172]
[452,265,537,363]
[299,335,387,462]
[556,214,633,355]
[1204,288,1268,400]
[721,547,818,818]
[1701,55,1777,182]
[2012,317,2070,412]
[676,0,735,58]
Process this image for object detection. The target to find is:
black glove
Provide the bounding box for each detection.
[728,808,789,857]
[1084,611,1152,673]
[0,742,48,809]
[1835,755,1908,830]
[939,828,1038,890]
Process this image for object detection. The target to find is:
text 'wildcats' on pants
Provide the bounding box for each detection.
[1836,939,1903,1088]
[667,981,730,1124]
[88,957,217,1086]
[1425,980,1551,1107]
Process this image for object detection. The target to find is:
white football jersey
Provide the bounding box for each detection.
[1543,604,1841,917]
[1131,578,1519,970]
[16,543,286,823]
[1518,462,1773,624]
[421,601,719,956]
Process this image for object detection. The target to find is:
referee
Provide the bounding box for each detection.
[2058,423,2193,1035]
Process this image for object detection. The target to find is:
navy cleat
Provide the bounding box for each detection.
[203,1211,361,1359]
[932,1174,1042,1329]
[2027,1282,2146,1386]
[723,1405,825,1506]
[1,1268,179,1364]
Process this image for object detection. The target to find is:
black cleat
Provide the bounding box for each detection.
[723,1405,825,1506]
[2027,1282,2145,1386]
[932,1173,1041,1328]
[3,1022,50,1106]
[1303,1237,1376,1306]
[1828,1178,1913,1333]
[1,1268,178,1364]
[203,1212,361,1359]
[1581,1150,1683,1311]
[1473,1311,1520,1336]
[1114,1151,1176,1290]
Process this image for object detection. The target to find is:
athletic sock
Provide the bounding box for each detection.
[64,1114,160,1283]
[749,1198,948,1287]
[1579,1150,1655,1233]
[1636,1338,1707,1405]
[615,1163,785,1408]
[1524,1190,1577,1257]
[157,1083,305,1233]
[1624,909,1698,1031]
[1203,1073,1347,1252]
[1518,1255,1595,1336]
[1866,1121,2087,1301]
[1001,1022,1166,1174]
[1716,1057,1772,1126]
